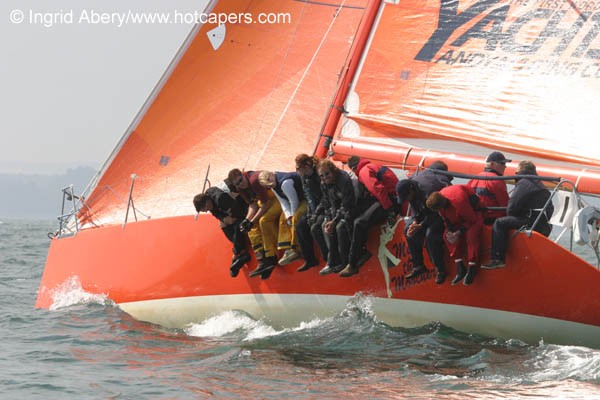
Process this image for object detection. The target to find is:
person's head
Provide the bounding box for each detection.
[258,170,276,188]
[428,160,448,171]
[516,160,537,175]
[347,156,360,172]
[426,191,449,211]
[228,168,248,189]
[193,193,213,213]
[295,153,318,177]
[396,179,416,203]
[317,159,338,185]
[485,151,511,175]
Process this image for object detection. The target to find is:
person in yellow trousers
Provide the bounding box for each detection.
[227,168,282,279]
[257,171,307,266]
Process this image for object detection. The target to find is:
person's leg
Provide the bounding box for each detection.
[482,216,526,269]
[425,214,447,283]
[310,215,328,262]
[295,214,317,268]
[405,222,427,279]
[341,203,386,277]
[260,200,282,259]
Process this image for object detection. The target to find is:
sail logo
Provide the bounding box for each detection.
[415,0,600,77]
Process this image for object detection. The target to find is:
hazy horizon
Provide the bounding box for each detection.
[1,0,209,175]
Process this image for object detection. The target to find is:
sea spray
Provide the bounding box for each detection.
[48,276,110,310]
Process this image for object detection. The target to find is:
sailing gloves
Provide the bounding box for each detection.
[240,218,253,233]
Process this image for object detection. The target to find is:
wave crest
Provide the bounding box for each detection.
[49,276,111,310]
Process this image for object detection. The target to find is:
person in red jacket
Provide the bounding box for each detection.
[426,185,484,286]
[467,151,511,224]
[338,156,399,277]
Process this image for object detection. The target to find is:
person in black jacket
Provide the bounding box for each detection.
[193,187,250,277]
[315,159,356,275]
[294,154,328,272]
[397,161,452,284]
[482,160,554,269]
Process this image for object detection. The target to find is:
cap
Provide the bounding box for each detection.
[486,151,512,164]
[395,179,413,203]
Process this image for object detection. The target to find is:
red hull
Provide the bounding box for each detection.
[36,214,600,346]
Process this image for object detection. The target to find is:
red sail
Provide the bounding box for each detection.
[80,0,370,227]
[334,0,600,192]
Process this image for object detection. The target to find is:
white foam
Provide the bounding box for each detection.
[49,276,110,310]
[185,310,277,338]
[530,344,600,381]
[185,310,328,341]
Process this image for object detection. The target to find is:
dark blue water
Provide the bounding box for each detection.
[1,219,599,399]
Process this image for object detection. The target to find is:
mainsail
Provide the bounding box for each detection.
[78,0,372,227]
[333,0,600,192]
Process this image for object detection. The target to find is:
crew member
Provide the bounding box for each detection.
[257,170,307,265]
[426,185,484,286]
[468,151,511,224]
[397,160,452,284]
[338,156,399,277]
[482,160,554,269]
[193,187,250,277]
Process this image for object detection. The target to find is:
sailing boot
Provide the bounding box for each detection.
[297,259,319,272]
[406,265,427,279]
[249,256,277,278]
[339,263,359,278]
[435,268,447,285]
[230,252,251,277]
[463,263,477,285]
[451,261,466,286]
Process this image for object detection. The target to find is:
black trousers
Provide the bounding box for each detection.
[295,214,328,264]
[490,216,528,261]
[222,221,246,256]
[348,202,388,267]
[405,213,446,273]
[324,218,352,267]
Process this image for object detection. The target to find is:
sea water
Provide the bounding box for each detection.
[0,219,599,399]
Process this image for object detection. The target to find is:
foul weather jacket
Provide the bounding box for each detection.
[468,168,509,220]
[355,159,399,210]
[438,185,484,263]
[508,176,554,235]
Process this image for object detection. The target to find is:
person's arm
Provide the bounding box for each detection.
[360,167,393,209]
[280,179,298,218]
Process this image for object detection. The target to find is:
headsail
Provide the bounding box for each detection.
[79,0,371,227]
[333,0,600,192]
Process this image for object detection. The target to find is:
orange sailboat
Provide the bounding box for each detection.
[37,0,600,348]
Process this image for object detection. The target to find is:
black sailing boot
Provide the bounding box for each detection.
[435,266,447,285]
[463,263,477,285]
[451,261,466,286]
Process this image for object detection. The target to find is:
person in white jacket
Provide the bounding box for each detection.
[258,171,307,265]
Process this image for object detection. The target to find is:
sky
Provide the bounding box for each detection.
[1,0,209,174]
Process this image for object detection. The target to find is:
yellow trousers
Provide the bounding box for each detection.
[277,200,307,250]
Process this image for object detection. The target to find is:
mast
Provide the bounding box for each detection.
[313,0,382,159]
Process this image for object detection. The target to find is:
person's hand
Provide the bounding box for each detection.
[324,220,334,234]
[406,222,422,238]
[240,218,253,233]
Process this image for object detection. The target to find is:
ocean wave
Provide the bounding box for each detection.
[48,276,112,310]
